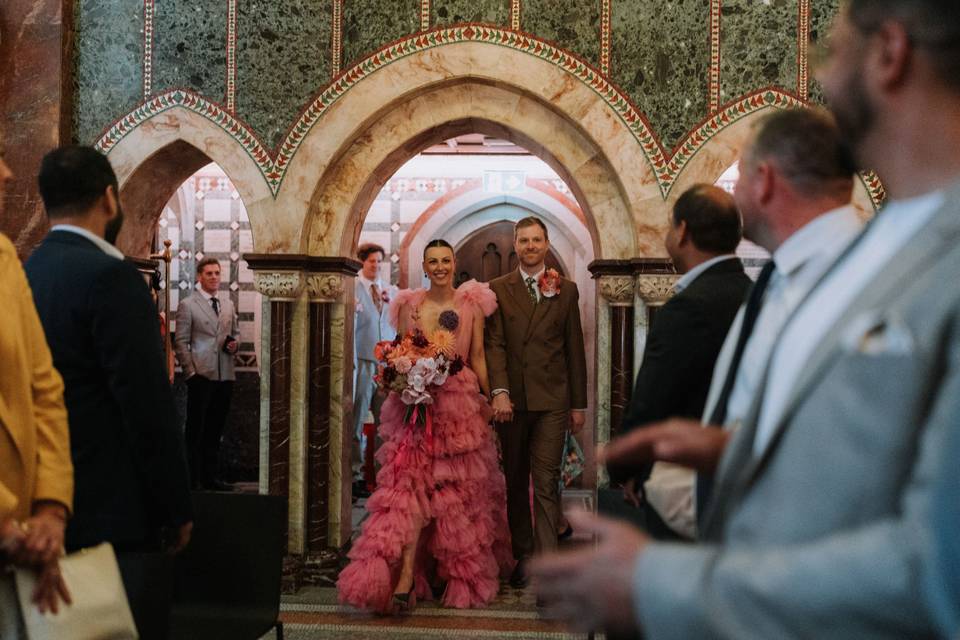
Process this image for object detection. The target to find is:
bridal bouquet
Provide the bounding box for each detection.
[374,320,465,425]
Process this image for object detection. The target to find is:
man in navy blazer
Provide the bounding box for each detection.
[25,146,193,556]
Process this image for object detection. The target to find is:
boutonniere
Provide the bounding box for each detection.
[381,289,391,305]
[538,268,561,298]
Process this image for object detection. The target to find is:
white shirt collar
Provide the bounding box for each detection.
[51,224,124,260]
[674,254,738,293]
[358,273,382,289]
[519,266,545,282]
[772,205,862,277]
[197,287,217,301]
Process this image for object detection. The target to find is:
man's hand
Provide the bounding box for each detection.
[226,338,239,354]
[32,559,72,614]
[164,521,193,555]
[569,410,585,434]
[602,418,731,474]
[530,511,649,635]
[0,517,26,562]
[491,393,513,423]
[622,477,643,508]
[18,502,67,566]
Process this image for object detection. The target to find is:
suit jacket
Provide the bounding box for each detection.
[608,258,751,482]
[623,259,749,425]
[25,230,192,551]
[609,258,748,484]
[354,279,395,363]
[0,233,73,521]
[485,270,587,411]
[636,186,960,639]
[173,290,238,381]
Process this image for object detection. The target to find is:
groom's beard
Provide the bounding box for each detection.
[104,207,124,246]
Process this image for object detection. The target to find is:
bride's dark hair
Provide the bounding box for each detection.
[423,238,454,260]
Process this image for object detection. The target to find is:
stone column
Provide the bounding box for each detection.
[598,276,635,444]
[303,266,357,554]
[250,270,303,545]
[590,259,676,487]
[245,253,360,590]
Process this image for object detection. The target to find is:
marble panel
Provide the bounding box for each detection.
[342,0,421,70]
[203,198,233,221]
[240,320,257,344]
[611,0,709,151]
[719,0,799,102]
[433,0,509,26]
[0,0,64,253]
[523,0,600,67]
[365,200,392,224]
[235,1,330,149]
[240,289,261,311]
[152,0,227,100]
[807,0,841,104]
[74,0,143,144]
[204,229,232,252]
[239,260,254,283]
[307,302,332,552]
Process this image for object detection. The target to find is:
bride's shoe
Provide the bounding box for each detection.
[392,586,416,613]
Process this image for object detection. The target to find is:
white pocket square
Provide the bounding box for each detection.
[840,311,915,355]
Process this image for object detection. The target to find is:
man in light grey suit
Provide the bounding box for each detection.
[532,1,960,637]
[174,257,239,490]
[352,243,395,493]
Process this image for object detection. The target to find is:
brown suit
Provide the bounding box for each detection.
[486,269,587,558]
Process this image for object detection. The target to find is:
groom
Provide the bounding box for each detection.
[485,216,588,587]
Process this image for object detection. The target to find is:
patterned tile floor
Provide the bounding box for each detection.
[268,490,598,640]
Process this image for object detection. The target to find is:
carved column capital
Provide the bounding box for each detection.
[635,274,678,305]
[305,273,346,302]
[598,275,635,306]
[253,270,304,301]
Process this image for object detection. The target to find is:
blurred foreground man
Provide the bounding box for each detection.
[26,146,193,639]
[533,1,960,637]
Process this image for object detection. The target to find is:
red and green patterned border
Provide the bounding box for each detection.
[98,25,880,206]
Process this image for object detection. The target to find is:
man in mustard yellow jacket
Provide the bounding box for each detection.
[0,152,74,629]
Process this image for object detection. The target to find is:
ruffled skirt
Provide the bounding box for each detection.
[337,369,513,612]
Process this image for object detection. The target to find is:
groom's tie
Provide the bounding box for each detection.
[525,276,538,305]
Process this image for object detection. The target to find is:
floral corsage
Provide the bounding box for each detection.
[538,268,561,298]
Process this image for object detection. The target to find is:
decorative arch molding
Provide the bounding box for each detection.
[299,82,638,258]
[95,28,839,205]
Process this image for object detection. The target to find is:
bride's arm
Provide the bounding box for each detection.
[470,309,491,397]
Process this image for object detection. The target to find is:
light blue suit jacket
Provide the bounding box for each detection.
[636,183,960,639]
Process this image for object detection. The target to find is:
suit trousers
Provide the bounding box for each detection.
[497,409,568,559]
[353,359,378,442]
[185,375,233,488]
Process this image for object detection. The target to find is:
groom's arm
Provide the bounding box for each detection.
[484,283,510,393]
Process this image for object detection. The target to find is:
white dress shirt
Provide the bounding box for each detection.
[753,190,945,455]
[723,206,864,429]
[51,224,124,260]
[672,254,738,294]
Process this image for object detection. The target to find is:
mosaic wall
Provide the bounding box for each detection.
[75,0,840,154]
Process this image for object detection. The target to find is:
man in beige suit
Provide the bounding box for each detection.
[485,216,588,588]
[174,257,239,490]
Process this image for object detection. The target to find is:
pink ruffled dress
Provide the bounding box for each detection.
[337,280,513,612]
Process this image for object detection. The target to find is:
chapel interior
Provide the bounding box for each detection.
[0,1,884,637]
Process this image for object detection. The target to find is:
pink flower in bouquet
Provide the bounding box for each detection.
[394,355,413,374]
[408,357,439,392]
[401,387,432,405]
[538,268,561,298]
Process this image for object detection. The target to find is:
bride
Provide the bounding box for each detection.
[337,239,512,613]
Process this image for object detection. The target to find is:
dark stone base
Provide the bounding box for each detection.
[281,550,344,594]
